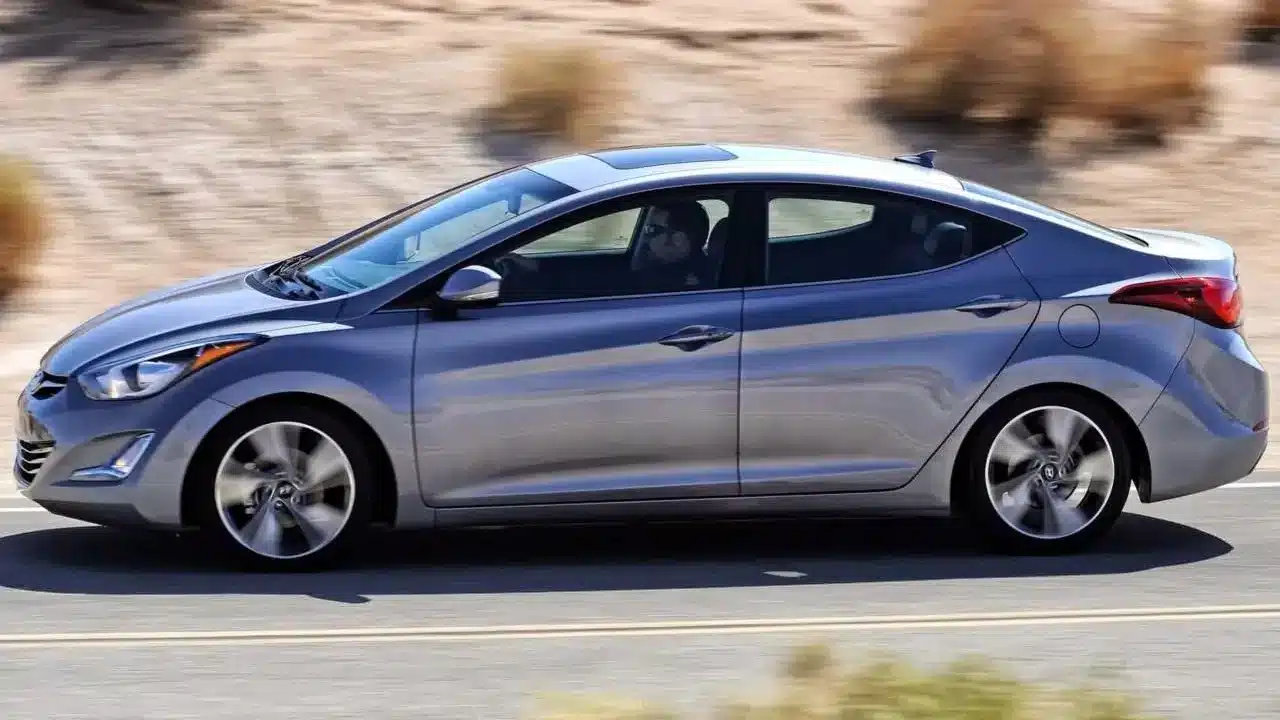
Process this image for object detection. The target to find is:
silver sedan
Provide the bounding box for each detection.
[14,143,1269,570]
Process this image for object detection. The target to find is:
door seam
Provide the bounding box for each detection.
[735,287,745,496]
[892,248,1044,491]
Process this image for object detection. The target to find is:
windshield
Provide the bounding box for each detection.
[295,168,577,294]
[962,180,1145,247]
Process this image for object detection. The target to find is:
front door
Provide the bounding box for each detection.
[414,187,746,507]
[737,184,1039,495]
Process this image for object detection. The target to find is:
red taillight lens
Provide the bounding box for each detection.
[1109,276,1242,329]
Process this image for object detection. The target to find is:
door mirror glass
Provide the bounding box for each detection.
[438,265,502,306]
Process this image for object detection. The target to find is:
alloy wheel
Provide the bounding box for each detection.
[213,421,356,560]
[983,405,1117,541]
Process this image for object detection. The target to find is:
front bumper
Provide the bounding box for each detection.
[1139,327,1269,503]
[14,370,237,531]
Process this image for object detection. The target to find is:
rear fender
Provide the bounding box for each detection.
[899,297,1194,509]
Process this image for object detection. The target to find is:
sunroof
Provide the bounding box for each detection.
[589,144,738,170]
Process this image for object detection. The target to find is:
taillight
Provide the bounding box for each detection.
[1109,276,1242,329]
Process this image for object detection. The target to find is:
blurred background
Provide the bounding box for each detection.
[0,0,1276,717]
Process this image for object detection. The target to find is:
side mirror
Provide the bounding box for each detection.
[438,265,502,307]
[403,232,421,261]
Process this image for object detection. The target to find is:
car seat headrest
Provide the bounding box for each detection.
[923,221,971,262]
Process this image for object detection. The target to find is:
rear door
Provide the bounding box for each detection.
[737,183,1039,495]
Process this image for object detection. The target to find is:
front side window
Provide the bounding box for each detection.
[488,194,734,303]
[763,187,1023,286]
[519,208,643,255]
[298,168,577,294]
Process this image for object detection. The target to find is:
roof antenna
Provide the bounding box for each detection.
[893,149,938,169]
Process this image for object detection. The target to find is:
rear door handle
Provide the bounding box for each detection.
[954,295,1029,316]
[658,325,736,352]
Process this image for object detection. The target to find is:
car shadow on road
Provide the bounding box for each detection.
[0,511,1232,601]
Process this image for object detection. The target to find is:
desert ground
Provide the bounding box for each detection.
[0,0,1276,482]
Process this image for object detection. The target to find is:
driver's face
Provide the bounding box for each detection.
[642,208,691,263]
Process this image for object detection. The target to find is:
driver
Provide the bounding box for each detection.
[629,201,711,292]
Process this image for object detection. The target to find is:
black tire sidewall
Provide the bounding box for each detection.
[192,403,375,571]
[958,389,1132,555]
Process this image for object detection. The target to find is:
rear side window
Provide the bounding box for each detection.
[763,187,1025,286]
[769,198,875,240]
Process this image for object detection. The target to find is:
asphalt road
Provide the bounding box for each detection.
[2,477,1279,720]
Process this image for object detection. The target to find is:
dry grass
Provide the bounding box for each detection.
[873,0,1219,143]
[533,643,1159,720]
[0,155,49,306]
[487,43,626,149]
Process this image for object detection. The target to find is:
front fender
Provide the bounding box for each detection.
[207,370,423,527]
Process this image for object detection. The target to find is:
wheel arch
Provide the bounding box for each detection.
[180,391,399,529]
[948,381,1153,513]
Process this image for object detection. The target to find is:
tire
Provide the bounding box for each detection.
[956,389,1132,555]
[191,403,374,571]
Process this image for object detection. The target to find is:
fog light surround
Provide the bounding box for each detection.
[68,433,155,482]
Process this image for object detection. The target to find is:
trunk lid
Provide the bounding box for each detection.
[1115,227,1237,280]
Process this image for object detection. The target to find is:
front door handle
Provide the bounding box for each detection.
[658,325,736,352]
[954,295,1029,317]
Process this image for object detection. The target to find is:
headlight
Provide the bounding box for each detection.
[77,336,265,401]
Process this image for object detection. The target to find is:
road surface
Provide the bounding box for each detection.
[1,476,1279,719]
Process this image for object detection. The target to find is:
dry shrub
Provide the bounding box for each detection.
[488,43,625,149]
[1245,0,1280,28]
[0,155,49,304]
[534,642,1159,720]
[1085,0,1218,142]
[1242,0,1280,40]
[873,0,1100,137]
[874,0,1220,143]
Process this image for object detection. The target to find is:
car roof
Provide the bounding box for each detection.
[526,143,966,195]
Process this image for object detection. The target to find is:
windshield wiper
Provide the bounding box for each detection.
[266,254,324,298]
[278,264,325,294]
[270,253,311,278]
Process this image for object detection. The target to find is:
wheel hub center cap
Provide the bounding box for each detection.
[1040,464,1060,482]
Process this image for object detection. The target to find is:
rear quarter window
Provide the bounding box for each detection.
[963,180,1139,247]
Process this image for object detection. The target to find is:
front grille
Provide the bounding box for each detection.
[27,371,68,400]
[15,439,54,487]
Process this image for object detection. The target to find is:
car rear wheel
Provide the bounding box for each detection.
[193,405,373,570]
[958,390,1132,555]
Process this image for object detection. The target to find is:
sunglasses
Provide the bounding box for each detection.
[640,222,672,240]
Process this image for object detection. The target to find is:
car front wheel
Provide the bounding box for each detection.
[193,404,374,570]
[958,390,1132,555]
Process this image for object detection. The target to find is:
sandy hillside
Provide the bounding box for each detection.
[0,0,1277,489]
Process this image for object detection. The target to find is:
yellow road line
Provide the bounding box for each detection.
[5,604,1280,649]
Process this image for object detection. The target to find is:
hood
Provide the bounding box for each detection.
[40,266,333,376]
